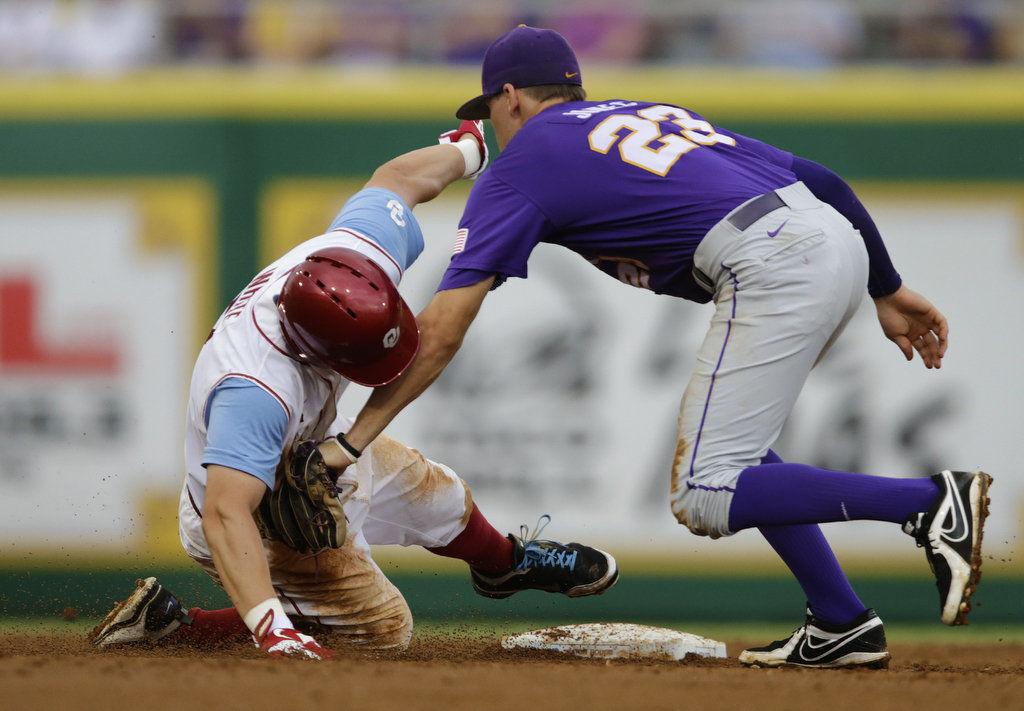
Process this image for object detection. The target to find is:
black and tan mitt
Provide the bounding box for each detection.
[253,440,348,554]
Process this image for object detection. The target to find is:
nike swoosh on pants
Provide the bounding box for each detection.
[767,220,788,238]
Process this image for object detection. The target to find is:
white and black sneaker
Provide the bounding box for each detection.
[89,577,190,647]
[739,608,889,669]
[903,470,993,625]
[471,516,618,599]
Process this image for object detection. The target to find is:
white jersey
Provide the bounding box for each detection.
[183,226,406,514]
[175,189,476,648]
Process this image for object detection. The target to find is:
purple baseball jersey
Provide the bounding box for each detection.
[439,100,799,302]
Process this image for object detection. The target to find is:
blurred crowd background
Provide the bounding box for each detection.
[1,0,1022,75]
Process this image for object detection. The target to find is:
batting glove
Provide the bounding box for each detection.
[438,120,488,179]
[256,627,334,660]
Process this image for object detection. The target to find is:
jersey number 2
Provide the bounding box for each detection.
[587,105,736,176]
[387,199,406,227]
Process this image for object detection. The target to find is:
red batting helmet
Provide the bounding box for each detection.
[277,247,419,387]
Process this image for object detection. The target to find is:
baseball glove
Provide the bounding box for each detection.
[253,440,348,554]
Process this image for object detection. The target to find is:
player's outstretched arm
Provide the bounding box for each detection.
[365,120,488,209]
[873,285,948,369]
[202,466,276,612]
[203,465,332,658]
[321,276,494,467]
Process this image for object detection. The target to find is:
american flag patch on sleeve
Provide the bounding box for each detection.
[453,228,469,254]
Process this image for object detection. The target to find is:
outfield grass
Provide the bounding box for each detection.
[5,618,1023,645]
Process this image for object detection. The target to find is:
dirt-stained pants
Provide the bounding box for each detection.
[179,432,473,650]
[670,181,869,539]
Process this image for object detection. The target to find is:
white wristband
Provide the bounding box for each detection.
[243,597,292,637]
[454,136,482,178]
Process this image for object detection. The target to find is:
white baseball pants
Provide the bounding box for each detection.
[179,430,473,650]
[670,181,870,539]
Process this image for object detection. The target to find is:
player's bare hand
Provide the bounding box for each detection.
[873,285,948,369]
[256,627,334,660]
[317,437,354,473]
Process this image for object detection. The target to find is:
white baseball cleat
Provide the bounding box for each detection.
[903,470,992,625]
[89,577,188,647]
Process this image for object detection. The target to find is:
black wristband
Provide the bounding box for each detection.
[335,433,362,460]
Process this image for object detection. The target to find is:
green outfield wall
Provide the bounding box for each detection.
[2,567,1022,625]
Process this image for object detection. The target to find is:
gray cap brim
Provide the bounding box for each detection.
[456,94,491,120]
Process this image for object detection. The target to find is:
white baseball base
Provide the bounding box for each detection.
[501,623,727,661]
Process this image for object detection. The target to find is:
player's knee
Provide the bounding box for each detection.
[356,602,412,651]
[671,496,693,528]
[391,605,414,651]
[368,595,414,651]
[362,574,413,650]
[671,494,711,536]
[670,474,737,540]
[313,587,414,651]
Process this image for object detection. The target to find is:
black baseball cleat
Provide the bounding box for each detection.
[903,470,993,625]
[739,607,889,669]
[470,516,618,599]
[89,577,190,647]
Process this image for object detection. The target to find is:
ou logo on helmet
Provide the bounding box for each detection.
[382,327,400,349]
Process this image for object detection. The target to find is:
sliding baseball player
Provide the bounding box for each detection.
[91,119,617,659]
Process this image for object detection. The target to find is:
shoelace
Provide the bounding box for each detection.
[903,513,925,545]
[903,512,940,578]
[514,515,579,571]
[904,512,939,547]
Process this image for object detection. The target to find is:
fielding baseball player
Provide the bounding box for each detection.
[90,120,617,659]
[321,26,993,669]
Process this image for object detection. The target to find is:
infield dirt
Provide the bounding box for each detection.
[1,632,1021,711]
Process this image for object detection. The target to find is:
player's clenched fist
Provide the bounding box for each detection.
[256,627,334,660]
[438,119,489,179]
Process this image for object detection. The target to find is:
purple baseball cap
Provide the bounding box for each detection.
[456,25,582,120]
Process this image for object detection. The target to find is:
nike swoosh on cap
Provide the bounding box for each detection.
[565,72,578,78]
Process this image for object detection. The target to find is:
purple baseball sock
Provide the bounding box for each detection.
[728,462,941,531]
[750,450,867,626]
[760,523,867,626]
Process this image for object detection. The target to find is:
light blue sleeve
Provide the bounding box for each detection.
[327,187,425,271]
[201,378,288,489]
